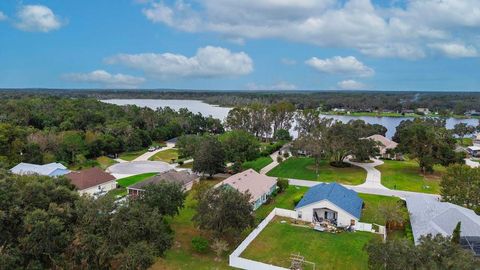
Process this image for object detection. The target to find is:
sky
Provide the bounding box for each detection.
[0,0,480,91]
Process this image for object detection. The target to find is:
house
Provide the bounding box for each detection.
[127,170,200,196]
[406,195,480,256]
[166,137,178,147]
[65,167,116,196]
[416,108,430,115]
[474,134,480,146]
[465,110,480,117]
[10,162,70,177]
[215,169,277,210]
[295,183,363,228]
[365,134,400,159]
[467,146,480,157]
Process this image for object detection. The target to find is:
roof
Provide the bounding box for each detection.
[365,134,398,153]
[10,162,69,176]
[166,137,178,144]
[215,169,277,202]
[468,146,480,151]
[406,195,480,244]
[295,183,363,219]
[66,167,116,190]
[128,170,199,190]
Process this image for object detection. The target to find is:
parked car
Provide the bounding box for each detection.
[148,147,156,152]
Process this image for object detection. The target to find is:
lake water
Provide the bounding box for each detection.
[101,99,479,139]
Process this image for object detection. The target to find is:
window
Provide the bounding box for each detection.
[297,211,302,219]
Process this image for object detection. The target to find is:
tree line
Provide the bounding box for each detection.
[0,97,223,168]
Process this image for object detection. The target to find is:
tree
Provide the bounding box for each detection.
[219,130,260,162]
[441,164,480,213]
[211,239,229,261]
[118,242,156,270]
[376,201,406,230]
[268,101,295,135]
[273,129,292,141]
[193,136,226,178]
[452,222,461,244]
[365,234,478,270]
[453,123,476,145]
[352,138,380,162]
[176,134,204,158]
[193,187,254,237]
[139,181,186,216]
[277,178,289,193]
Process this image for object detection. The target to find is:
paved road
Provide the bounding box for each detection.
[345,158,388,189]
[465,158,480,168]
[133,145,175,162]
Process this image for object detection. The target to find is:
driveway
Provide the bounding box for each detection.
[465,158,480,168]
[133,145,175,162]
[345,158,388,189]
[106,161,174,179]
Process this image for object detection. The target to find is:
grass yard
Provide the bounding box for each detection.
[267,157,366,185]
[149,148,179,163]
[96,156,117,169]
[456,137,473,147]
[378,160,445,194]
[150,178,233,270]
[116,172,158,187]
[358,193,407,225]
[119,149,147,161]
[241,217,378,270]
[255,185,308,223]
[106,187,127,198]
[178,161,193,169]
[242,156,273,172]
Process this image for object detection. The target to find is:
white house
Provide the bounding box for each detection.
[215,169,277,210]
[468,146,480,157]
[10,162,70,177]
[364,134,400,159]
[295,183,363,228]
[65,167,117,196]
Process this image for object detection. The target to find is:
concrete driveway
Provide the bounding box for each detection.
[106,161,174,179]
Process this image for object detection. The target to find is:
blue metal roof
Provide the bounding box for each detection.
[295,183,363,219]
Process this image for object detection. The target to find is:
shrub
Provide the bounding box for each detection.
[276,156,283,163]
[178,160,184,165]
[293,194,303,206]
[283,152,290,158]
[211,239,229,260]
[277,178,289,193]
[191,236,209,253]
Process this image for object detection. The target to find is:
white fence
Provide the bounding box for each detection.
[356,222,387,241]
[229,208,295,270]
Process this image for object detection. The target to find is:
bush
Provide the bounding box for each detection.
[276,156,283,163]
[191,236,209,253]
[178,160,184,165]
[277,178,289,193]
[283,152,290,158]
[293,194,303,206]
[260,141,284,156]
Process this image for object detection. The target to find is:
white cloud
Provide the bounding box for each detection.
[305,56,374,77]
[15,5,63,32]
[0,11,7,21]
[428,43,478,58]
[246,81,298,91]
[139,0,480,59]
[106,46,253,79]
[337,79,366,90]
[63,70,145,88]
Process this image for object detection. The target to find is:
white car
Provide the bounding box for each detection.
[148,147,156,152]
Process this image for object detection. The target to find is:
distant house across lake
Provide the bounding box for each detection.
[10,162,70,177]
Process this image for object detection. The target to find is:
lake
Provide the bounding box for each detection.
[101,99,479,139]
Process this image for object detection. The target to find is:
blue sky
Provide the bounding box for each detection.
[0,0,479,91]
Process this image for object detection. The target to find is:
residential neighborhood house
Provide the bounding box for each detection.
[467,146,480,158]
[128,169,200,197]
[65,167,116,196]
[295,183,363,228]
[10,162,70,177]
[365,134,400,159]
[406,195,480,256]
[215,169,277,210]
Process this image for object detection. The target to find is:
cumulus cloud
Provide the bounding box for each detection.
[306,56,374,77]
[63,70,145,88]
[139,0,480,59]
[15,5,63,32]
[246,81,298,91]
[428,43,478,58]
[105,46,253,79]
[0,11,7,21]
[337,79,366,90]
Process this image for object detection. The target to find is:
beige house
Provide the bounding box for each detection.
[66,167,116,196]
[215,169,277,210]
[365,134,400,159]
[127,170,200,197]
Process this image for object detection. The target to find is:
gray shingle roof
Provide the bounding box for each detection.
[295,183,363,219]
[128,170,199,190]
[406,195,480,244]
[10,162,69,176]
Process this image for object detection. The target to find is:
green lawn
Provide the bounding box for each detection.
[178,162,193,169]
[358,193,407,225]
[378,160,445,194]
[242,156,273,172]
[456,137,473,147]
[96,156,117,170]
[150,178,232,270]
[118,149,147,161]
[255,186,308,223]
[116,172,158,188]
[267,157,366,185]
[241,218,378,270]
[106,187,127,198]
[149,148,179,163]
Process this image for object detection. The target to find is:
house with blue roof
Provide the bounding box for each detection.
[10,162,70,177]
[295,183,364,228]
